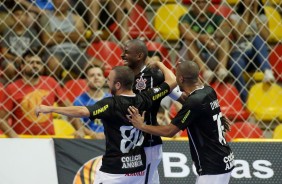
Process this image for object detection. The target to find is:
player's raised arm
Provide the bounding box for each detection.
[35,105,90,118]
[147,60,177,92]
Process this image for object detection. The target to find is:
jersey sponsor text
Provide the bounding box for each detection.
[93,104,109,116]
[224,152,235,170]
[181,110,191,123]
[210,99,220,110]
[152,89,169,101]
[121,154,143,169]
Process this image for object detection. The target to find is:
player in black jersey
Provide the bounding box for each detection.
[35,62,176,184]
[127,61,234,184]
[121,39,184,184]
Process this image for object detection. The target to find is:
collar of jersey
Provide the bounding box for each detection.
[140,65,146,73]
[120,94,137,97]
[189,85,205,95]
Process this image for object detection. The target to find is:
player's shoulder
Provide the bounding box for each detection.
[186,86,214,106]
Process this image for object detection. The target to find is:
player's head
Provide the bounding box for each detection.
[176,61,200,91]
[21,50,44,78]
[107,66,135,95]
[121,39,148,69]
[85,65,106,90]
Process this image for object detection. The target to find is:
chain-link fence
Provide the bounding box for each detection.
[0,0,282,139]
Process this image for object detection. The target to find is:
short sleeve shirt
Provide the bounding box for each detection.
[86,82,170,174]
[73,92,111,133]
[133,66,165,147]
[172,86,234,175]
[0,76,66,135]
[179,12,223,53]
[1,28,41,57]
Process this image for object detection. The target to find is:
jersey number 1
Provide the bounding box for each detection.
[213,112,227,145]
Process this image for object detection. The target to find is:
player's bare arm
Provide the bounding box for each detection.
[35,105,90,118]
[127,106,180,138]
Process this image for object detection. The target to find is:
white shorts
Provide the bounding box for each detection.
[144,144,162,184]
[195,172,231,184]
[94,169,145,184]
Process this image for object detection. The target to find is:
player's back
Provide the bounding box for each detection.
[183,85,234,175]
[86,82,171,174]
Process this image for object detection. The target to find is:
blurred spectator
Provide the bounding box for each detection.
[178,0,231,83]
[0,0,16,34]
[14,0,54,14]
[1,4,41,83]
[157,106,171,125]
[72,65,110,139]
[14,0,54,30]
[229,0,275,103]
[39,0,87,81]
[157,106,181,138]
[72,0,132,42]
[0,50,73,138]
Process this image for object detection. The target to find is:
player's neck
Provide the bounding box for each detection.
[132,64,146,75]
[184,81,204,95]
[116,89,135,96]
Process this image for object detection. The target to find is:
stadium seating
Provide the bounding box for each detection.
[182,0,221,4]
[64,79,88,103]
[269,43,282,81]
[87,41,123,70]
[208,4,233,18]
[53,119,75,136]
[273,124,282,139]
[243,71,264,82]
[247,82,282,121]
[264,6,282,43]
[154,4,188,41]
[146,41,174,72]
[0,82,4,134]
[0,82,3,102]
[128,4,156,40]
[210,82,250,121]
[225,0,238,5]
[262,0,282,4]
[226,122,264,142]
[150,0,177,3]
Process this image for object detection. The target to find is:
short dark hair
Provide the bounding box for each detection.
[84,65,104,76]
[178,61,199,84]
[130,39,148,60]
[112,66,135,90]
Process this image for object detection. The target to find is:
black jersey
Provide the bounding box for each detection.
[87,83,170,174]
[171,86,234,175]
[133,66,165,147]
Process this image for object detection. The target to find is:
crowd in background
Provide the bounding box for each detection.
[0,0,281,138]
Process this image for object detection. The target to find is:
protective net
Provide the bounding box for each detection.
[0,0,282,139]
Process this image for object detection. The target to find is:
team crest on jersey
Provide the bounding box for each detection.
[135,77,147,91]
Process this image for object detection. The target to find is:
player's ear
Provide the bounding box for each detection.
[179,75,184,83]
[115,82,121,90]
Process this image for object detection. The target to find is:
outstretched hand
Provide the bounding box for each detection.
[127,106,146,130]
[35,105,51,117]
